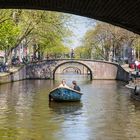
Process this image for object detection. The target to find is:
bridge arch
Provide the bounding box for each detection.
[0,1,139,34]
[62,66,82,74]
[53,61,93,80]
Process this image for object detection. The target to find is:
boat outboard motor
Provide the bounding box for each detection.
[134,85,140,95]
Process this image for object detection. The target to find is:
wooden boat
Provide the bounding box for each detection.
[49,87,83,102]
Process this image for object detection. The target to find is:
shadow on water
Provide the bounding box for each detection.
[49,101,83,115]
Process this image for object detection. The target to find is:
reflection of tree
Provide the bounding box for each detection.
[0,81,35,139]
[0,80,61,139]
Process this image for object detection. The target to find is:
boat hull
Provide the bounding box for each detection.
[49,87,82,102]
[131,89,140,101]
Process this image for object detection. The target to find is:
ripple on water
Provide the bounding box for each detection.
[0,78,140,140]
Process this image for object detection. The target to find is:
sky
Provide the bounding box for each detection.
[66,15,96,48]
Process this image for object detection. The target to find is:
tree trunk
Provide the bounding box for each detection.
[7,49,12,65]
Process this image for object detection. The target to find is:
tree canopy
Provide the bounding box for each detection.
[0,9,72,62]
[75,22,140,62]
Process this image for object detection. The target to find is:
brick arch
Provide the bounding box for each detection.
[53,61,93,80]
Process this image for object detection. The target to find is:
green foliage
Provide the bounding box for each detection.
[77,22,140,60]
[0,16,20,50]
[0,9,72,61]
[75,46,91,59]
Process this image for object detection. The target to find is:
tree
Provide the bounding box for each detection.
[78,22,140,62]
[0,9,73,63]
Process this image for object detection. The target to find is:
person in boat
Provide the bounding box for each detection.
[59,79,69,88]
[72,80,81,92]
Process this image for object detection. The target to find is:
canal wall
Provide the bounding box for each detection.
[116,65,129,82]
[0,60,129,84]
[0,66,27,84]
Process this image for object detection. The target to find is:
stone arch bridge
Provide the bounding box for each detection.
[0,59,129,84]
[25,59,129,81]
[60,66,83,74]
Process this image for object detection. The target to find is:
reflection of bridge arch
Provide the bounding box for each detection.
[62,66,82,74]
[53,61,93,80]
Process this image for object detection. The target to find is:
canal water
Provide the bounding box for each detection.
[0,74,140,140]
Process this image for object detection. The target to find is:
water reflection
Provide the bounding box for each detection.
[0,76,140,139]
[49,102,83,115]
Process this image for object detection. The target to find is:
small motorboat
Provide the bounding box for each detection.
[49,87,83,102]
[125,84,140,101]
[125,84,135,90]
[130,86,140,101]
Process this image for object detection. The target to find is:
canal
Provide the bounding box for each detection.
[0,74,140,140]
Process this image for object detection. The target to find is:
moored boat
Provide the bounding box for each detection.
[131,89,140,101]
[125,84,135,90]
[49,87,83,102]
[130,85,140,101]
[125,84,140,101]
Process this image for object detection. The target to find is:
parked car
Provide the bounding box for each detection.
[129,61,140,70]
[137,63,140,70]
[129,63,135,69]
